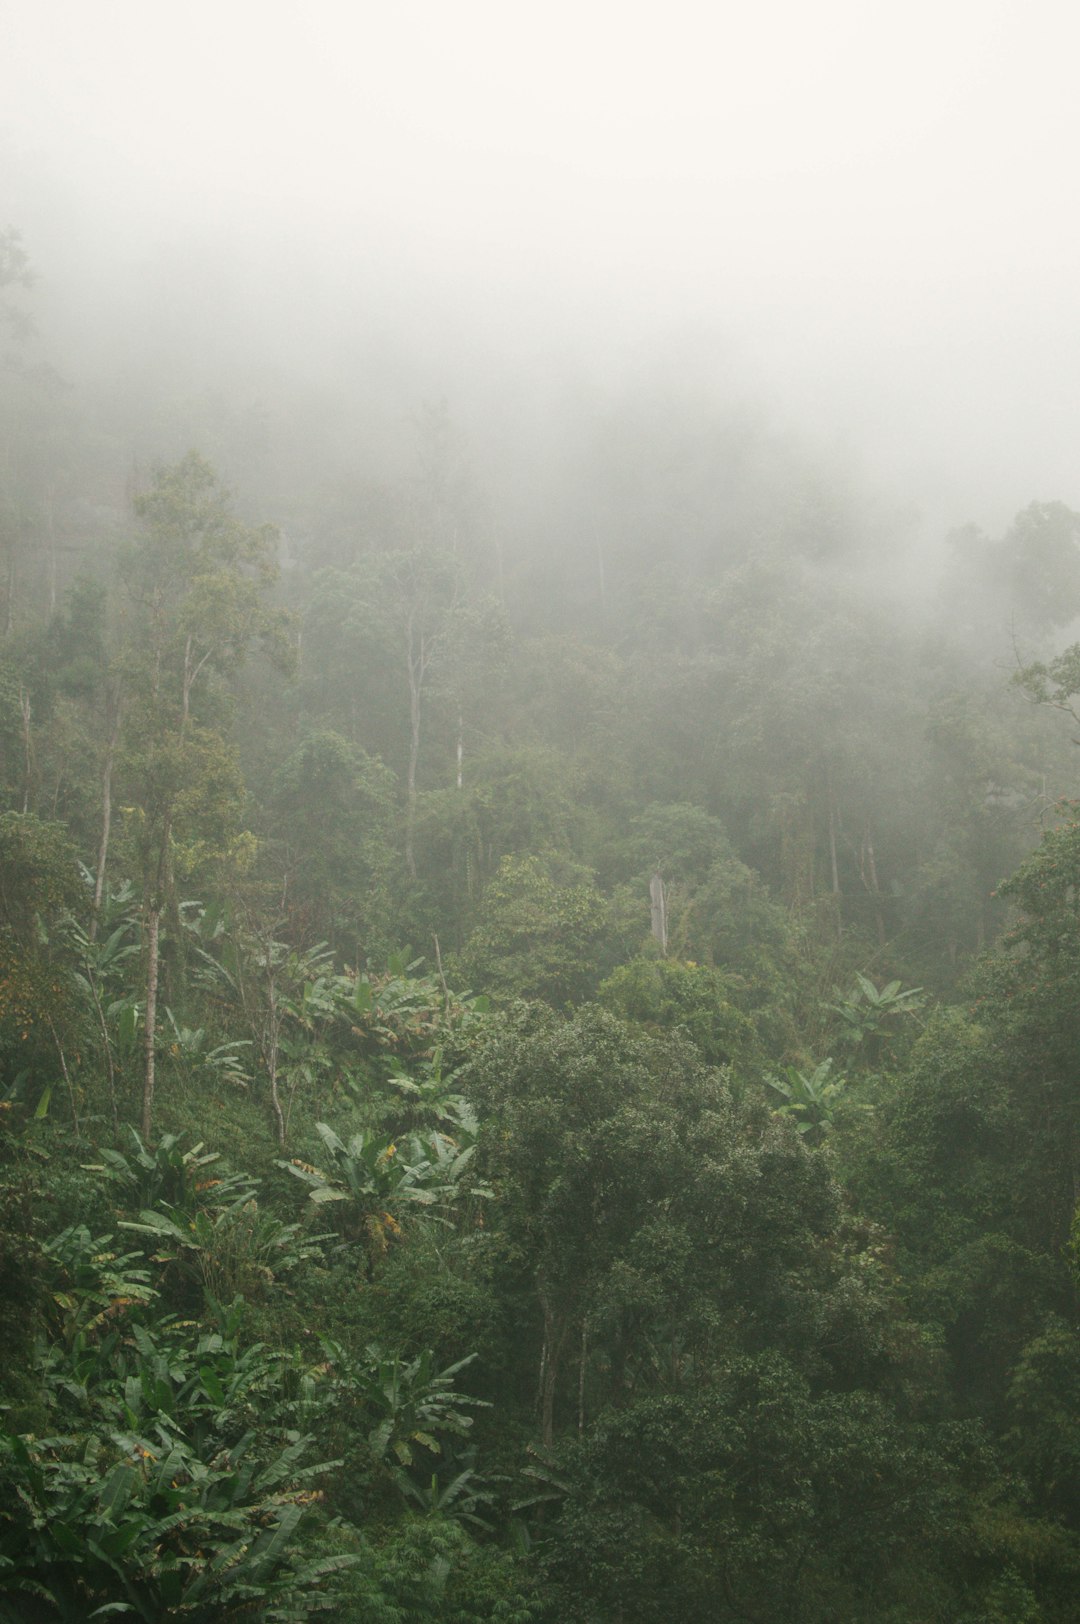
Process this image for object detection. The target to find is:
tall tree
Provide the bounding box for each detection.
[121,452,290,1138]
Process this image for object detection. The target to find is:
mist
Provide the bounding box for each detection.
[5,0,1080,563]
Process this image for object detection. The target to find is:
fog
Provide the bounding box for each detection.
[4,0,1080,556]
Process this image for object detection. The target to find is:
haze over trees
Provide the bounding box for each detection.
[3,2,1080,1615]
[1,206,1079,1619]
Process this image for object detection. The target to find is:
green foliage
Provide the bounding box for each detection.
[763,1058,864,1142]
[0,813,84,937]
[40,1222,157,1347]
[337,1514,537,1623]
[8,321,1080,1623]
[0,1298,352,1620]
[828,972,924,1065]
[0,814,84,1072]
[315,1339,487,1476]
[280,1119,489,1262]
[459,853,609,1006]
[597,956,760,1069]
[1006,1321,1080,1524]
[269,728,397,952]
[527,1353,974,1623]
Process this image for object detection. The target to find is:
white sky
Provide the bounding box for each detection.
[3,0,1080,533]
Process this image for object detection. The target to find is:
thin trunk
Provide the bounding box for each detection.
[142,803,172,1143]
[827,773,840,894]
[266,975,285,1148]
[862,824,886,946]
[182,634,213,731]
[44,488,57,615]
[433,934,450,1001]
[578,1319,587,1434]
[405,632,422,880]
[456,710,463,789]
[254,938,286,1149]
[142,903,160,1141]
[19,685,31,813]
[493,522,505,604]
[47,1017,78,1134]
[649,872,668,954]
[91,699,121,941]
[84,959,119,1133]
[539,1291,569,1449]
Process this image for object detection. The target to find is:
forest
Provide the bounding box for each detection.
[2,217,1080,1623]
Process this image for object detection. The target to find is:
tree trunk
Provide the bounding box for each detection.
[19,685,32,813]
[142,802,172,1142]
[44,487,57,615]
[405,631,422,880]
[861,824,886,946]
[91,698,121,941]
[649,872,668,954]
[266,972,285,1148]
[142,903,160,1141]
[4,546,14,636]
[827,769,840,894]
[538,1290,570,1449]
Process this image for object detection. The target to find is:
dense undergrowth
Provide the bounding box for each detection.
[0,394,1079,1616]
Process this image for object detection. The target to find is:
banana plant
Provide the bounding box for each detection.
[313,1339,487,1475]
[41,1223,157,1349]
[89,1127,221,1214]
[279,1121,490,1258]
[121,1186,325,1308]
[1,1305,354,1619]
[383,1045,479,1135]
[763,1059,862,1142]
[396,1446,498,1532]
[827,973,924,1063]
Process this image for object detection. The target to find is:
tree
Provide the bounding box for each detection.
[269,728,397,954]
[121,452,290,1139]
[0,812,85,1119]
[458,853,609,1007]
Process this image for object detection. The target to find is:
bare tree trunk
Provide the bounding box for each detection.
[142,804,172,1142]
[649,872,668,954]
[405,629,422,880]
[84,955,119,1133]
[539,1290,570,1449]
[91,697,121,941]
[827,770,840,894]
[861,824,886,946]
[142,903,160,1141]
[44,488,57,615]
[19,685,32,813]
[47,1016,78,1134]
[266,970,285,1148]
[4,547,15,636]
[182,634,212,731]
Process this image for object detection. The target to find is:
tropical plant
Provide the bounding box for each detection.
[40,1222,157,1349]
[280,1120,488,1261]
[397,1446,498,1532]
[763,1059,862,1142]
[828,973,924,1060]
[0,1302,353,1620]
[313,1339,487,1481]
[90,1128,221,1215]
[122,1186,324,1309]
